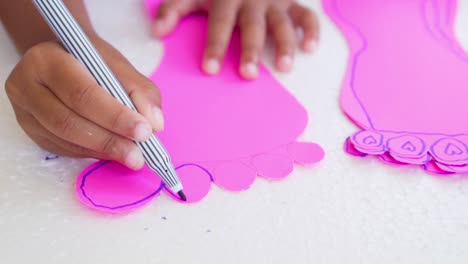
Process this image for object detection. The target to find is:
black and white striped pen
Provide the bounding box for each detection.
[33,0,187,201]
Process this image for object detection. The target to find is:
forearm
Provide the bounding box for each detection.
[0,0,95,54]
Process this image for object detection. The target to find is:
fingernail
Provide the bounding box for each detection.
[152,106,165,131]
[125,148,144,170]
[278,55,293,72]
[240,62,259,79]
[304,40,317,53]
[203,59,220,75]
[134,122,152,141]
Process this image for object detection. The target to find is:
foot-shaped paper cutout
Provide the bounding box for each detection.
[75,0,325,213]
[324,0,468,174]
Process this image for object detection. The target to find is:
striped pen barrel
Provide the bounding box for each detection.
[33,0,186,201]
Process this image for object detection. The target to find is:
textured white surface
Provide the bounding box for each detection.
[1,1,468,263]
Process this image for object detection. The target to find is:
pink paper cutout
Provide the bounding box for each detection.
[75,0,325,213]
[78,161,164,213]
[324,0,468,174]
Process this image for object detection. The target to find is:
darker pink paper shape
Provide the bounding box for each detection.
[324,0,468,174]
[75,0,324,213]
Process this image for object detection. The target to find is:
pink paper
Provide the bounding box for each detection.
[76,0,324,213]
[324,0,468,174]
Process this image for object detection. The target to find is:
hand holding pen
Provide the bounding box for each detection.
[5,1,163,170]
[31,0,185,199]
[5,0,186,199]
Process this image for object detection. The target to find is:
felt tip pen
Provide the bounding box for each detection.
[33,0,187,201]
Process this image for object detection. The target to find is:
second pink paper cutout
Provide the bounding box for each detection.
[324,0,468,174]
[75,0,324,213]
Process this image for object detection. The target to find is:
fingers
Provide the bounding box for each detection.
[39,43,153,142]
[289,3,320,52]
[202,0,240,75]
[238,4,267,80]
[14,107,104,159]
[10,60,145,169]
[153,0,202,37]
[267,6,297,72]
[36,91,144,170]
[152,1,319,76]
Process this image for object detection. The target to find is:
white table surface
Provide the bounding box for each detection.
[1,1,468,263]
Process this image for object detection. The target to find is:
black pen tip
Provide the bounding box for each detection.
[178,191,187,201]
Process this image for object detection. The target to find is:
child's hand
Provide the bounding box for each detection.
[5,37,164,170]
[152,0,319,79]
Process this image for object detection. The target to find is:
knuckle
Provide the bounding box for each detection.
[210,11,234,29]
[110,106,127,132]
[23,42,51,64]
[127,79,160,103]
[100,134,120,156]
[205,41,224,56]
[23,45,42,62]
[22,42,63,79]
[143,80,160,95]
[242,43,261,57]
[268,8,289,27]
[206,36,221,48]
[276,36,295,52]
[271,22,295,43]
[123,78,144,95]
[279,38,295,49]
[238,9,264,27]
[69,81,96,110]
[53,111,75,139]
[206,35,228,52]
[208,8,223,20]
